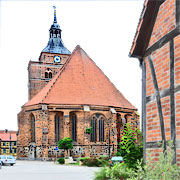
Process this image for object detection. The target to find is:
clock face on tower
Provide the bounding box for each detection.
[54,56,61,63]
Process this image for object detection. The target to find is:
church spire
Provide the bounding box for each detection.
[53,6,57,23]
[41,6,71,55]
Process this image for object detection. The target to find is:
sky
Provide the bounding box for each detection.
[0,0,144,131]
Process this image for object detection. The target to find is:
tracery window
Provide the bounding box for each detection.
[55,114,60,143]
[71,112,77,142]
[45,68,52,79]
[91,113,105,142]
[31,114,35,142]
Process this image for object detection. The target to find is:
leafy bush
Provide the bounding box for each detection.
[135,147,180,180]
[94,163,135,180]
[84,158,102,167]
[99,155,109,161]
[116,123,143,169]
[57,158,65,164]
[94,144,180,180]
[78,157,90,163]
[79,157,108,167]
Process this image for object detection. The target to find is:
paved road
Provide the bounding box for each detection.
[0,160,100,180]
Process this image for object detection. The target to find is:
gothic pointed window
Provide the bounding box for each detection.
[31,114,35,142]
[71,112,77,142]
[91,114,105,142]
[55,114,60,143]
[99,116,105,142]
[91,115,97,142]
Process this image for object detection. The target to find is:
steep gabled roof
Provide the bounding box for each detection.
[129,0,164,58]
[25,45,136,110]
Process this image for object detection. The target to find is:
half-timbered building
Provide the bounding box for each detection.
[130,0,180,165]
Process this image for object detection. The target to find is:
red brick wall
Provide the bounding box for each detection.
[148,0,176,48]
[144,0,180,164]
[28,53,70,100]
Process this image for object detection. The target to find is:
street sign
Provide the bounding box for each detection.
[55,147,58,151]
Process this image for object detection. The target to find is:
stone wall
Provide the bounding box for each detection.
[17,105,139,160]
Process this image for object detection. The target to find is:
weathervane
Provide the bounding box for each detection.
[53,6,57,23]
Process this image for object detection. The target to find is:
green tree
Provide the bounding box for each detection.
[58,137,73,156]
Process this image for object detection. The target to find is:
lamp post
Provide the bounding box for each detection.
[108,129,111,160]
[0,139,1,155]
[9,132,12,155]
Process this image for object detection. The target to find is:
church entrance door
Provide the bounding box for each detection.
[28,142,36,160]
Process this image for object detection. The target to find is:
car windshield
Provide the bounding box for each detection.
[7,156,15,159]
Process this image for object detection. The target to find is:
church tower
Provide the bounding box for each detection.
[28,7,71,100]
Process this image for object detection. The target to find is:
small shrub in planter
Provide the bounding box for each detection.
[57,158,65,164]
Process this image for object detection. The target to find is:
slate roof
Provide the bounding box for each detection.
[25,45,136,110]
[42,36,71,54]
[42,8,71,55]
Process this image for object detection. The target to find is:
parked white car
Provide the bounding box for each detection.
[0,155,16,166]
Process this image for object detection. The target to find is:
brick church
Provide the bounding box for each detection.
[17,8,139,160]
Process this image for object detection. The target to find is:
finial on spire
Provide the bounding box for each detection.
[53,6,57,23]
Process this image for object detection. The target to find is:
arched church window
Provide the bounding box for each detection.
[45,72,48,78]
[99,116,105,142]
[91,116,97,142]
[49,72,52,79]
[45,68,52,79]
[91,113,105,142]
[55,114,60,143]
[31,114,35,142]
[71,112,77,142]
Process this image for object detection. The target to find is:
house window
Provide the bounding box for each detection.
[3,142,6,146]
[91,113,105,142]
[31,114,35,142]
[55,114,60,143]
[3,149,6,154]
[14,149,17,154]
[71,112,77,142]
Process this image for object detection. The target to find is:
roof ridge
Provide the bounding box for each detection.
[41,45,80,104]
